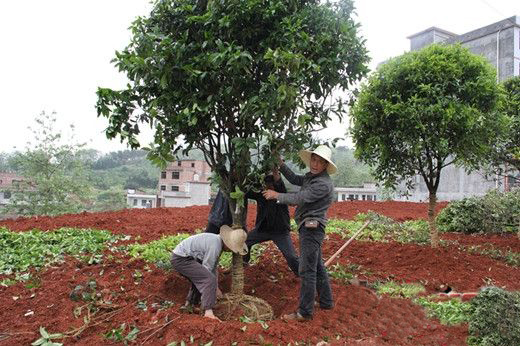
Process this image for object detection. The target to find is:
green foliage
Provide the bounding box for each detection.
[437,189,520,234]
[96,0,369,225]
[467,286,520,346]
[491,76,520,172]
[326,213,430,244]
[127,234,190,268]
[104,323,139,344]
[330,147,374,187]
[0,227,120,276]
[91,188,128,212]
[414,297,472,325]
[328,263,356,283]
[461,245,520,267]
[31,327,63,346]
[4,112,92,217]
[351,43,503,190]
[376,281,425,298]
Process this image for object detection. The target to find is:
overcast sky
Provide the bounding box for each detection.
[0,0,519,153]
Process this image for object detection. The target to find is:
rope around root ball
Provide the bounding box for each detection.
[217,293,273,321]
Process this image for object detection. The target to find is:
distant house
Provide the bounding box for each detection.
[0,172,25,206]
[157,159,212,207]
[126,189,157,209]
[335,183,378,202]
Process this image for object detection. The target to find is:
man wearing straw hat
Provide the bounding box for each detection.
[171,227,248,321]
[263,144,336,321]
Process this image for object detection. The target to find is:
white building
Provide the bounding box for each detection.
[159,181,211,207]
[335,183,378,202]
[126,189,157,208]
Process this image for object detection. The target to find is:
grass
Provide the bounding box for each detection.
[374,281,426,298]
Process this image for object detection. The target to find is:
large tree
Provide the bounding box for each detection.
[4,112,92,217]
[96,0,368,299]
[350,44,504,247]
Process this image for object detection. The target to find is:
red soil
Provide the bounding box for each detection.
[1,200,519,345]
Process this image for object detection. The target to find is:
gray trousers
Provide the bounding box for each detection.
[171,253,217,310]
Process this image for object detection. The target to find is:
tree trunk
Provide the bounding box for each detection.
[229,198,247,295]
[428,191,439,248]
[231,253,244,295]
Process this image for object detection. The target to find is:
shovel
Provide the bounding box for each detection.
[324,220,371,267]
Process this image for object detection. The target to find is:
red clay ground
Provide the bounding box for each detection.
[1,200,519,345]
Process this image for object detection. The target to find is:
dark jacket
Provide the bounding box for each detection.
[247,179,290,233]
[207,190,233,228]
[277,163,334,229]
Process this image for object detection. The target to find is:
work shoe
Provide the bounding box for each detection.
[314,301,333,310]
[282,311,312,322]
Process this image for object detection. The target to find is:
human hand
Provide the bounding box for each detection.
[262,189,279,200]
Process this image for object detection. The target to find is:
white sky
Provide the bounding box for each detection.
[0,0,518,153]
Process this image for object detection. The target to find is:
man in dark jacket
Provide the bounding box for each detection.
[243,168,299,276]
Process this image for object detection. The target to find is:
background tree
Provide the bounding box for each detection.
[4,112,92,217]
[96,0,368,300]
[492,76,520,183]
[350,44,504,247]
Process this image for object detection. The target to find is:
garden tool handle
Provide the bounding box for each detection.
[325,220,371,267]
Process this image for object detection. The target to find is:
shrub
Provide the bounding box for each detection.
[437,189,520,234]
[467,286,520,346]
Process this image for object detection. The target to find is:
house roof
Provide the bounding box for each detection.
[407,26,457,39]
[0,172,25,189]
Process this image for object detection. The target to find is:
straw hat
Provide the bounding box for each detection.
[219,225,248,255]
[298,145,337,175]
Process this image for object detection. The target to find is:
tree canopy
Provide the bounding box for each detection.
[96,0,369,203]
[350,43,504,246]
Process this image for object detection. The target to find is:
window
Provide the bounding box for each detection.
[160,185,166,191]
[171,185,179,191]
[367,195,372,201]
[191,162,195,167]
[373,196,377,201]
[133,199,138,206]
[362,195,366,200]
[161,171,166,179]
[141,199,147,206]
[341,194,346,201]
[348,194,354,200]
[177,161,182,166]
[355,194,359,200]
[172,171,180,179]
